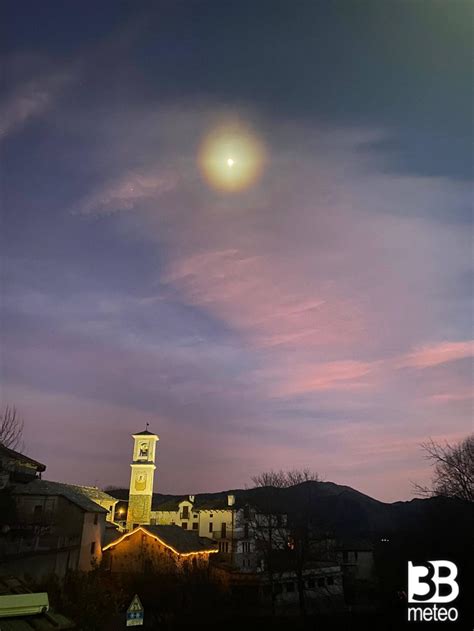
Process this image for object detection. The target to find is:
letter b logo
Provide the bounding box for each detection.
[408,561,459,603]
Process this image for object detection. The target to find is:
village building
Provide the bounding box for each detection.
[0,446,111,580]
[0,443,45,487]
[102,524,218,573]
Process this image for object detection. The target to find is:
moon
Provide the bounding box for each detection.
[198,122,266,192]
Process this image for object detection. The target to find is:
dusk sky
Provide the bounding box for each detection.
[2,1,472,502]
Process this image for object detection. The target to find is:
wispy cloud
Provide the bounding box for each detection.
[77,167,178,214]
[396,340,474,369]
[0,56,73,140]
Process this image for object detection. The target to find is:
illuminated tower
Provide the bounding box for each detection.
[126,426,159,530]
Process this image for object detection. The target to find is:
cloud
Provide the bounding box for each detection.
[0,56,73,140]
[77,167,178,214]
[396,340,474,369]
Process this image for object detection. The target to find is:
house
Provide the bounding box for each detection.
[1,479,107,579]
[0,444,45,488]
[66,484,119,523]
[102,524,218,573]
[336,539,375,581]
[151,494,238,558]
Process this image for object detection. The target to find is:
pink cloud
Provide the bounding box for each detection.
[270,360,375,396]
[396,340,474,369]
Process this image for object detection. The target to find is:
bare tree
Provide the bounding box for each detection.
[248,468,323,618]
[251,468,321,489]
[413,434,474,502]
[0,406,24,451]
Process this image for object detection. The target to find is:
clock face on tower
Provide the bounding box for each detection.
[135,472,147,492]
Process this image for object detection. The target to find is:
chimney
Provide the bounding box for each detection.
[227,494,235,507]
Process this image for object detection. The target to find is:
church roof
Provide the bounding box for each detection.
[12,480,108,513]
[104,525,218,555]
[133,430,156,436]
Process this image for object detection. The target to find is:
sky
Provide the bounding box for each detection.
[1,0,472,502]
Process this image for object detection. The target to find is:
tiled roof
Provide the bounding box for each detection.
[67,484,119,504]
[105,525,218,555]
[0,444,46,472]
[12,480,108,513]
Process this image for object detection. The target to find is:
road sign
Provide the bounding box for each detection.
[126,594,144,627]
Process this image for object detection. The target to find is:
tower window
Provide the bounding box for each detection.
[181,506,189,519]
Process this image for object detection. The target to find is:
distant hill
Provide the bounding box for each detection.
[107,480,474,542]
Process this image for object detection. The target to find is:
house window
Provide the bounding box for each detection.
[93,514,98,525]
[193,514,198,519]
[209,522,213,533]
[243,505,250,520]
[90,542,96,555]
[327,576,334,586]
[182,506,189,519]
[242,541,251,553]
[219,541,229,553]
[354,551,358,561]
[343,551,348,563]
[285,582,295,593]
[33,505,43,518]
[276,514,282,527]
[306,578,315,589]
[182,522,188,529]
[192,522,198,530]
[317,578,325,587]
[274,584,282,595]
[221,523,226,538]
[244,523,249,538]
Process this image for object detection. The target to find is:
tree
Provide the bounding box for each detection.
[413,434,474,502]
[248,468,322,619]
[0,406,24,451]
[251,468,321,489]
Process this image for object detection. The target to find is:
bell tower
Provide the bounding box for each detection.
[126,426,159,530]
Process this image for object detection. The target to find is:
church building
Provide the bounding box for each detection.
[126,428,159,530]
